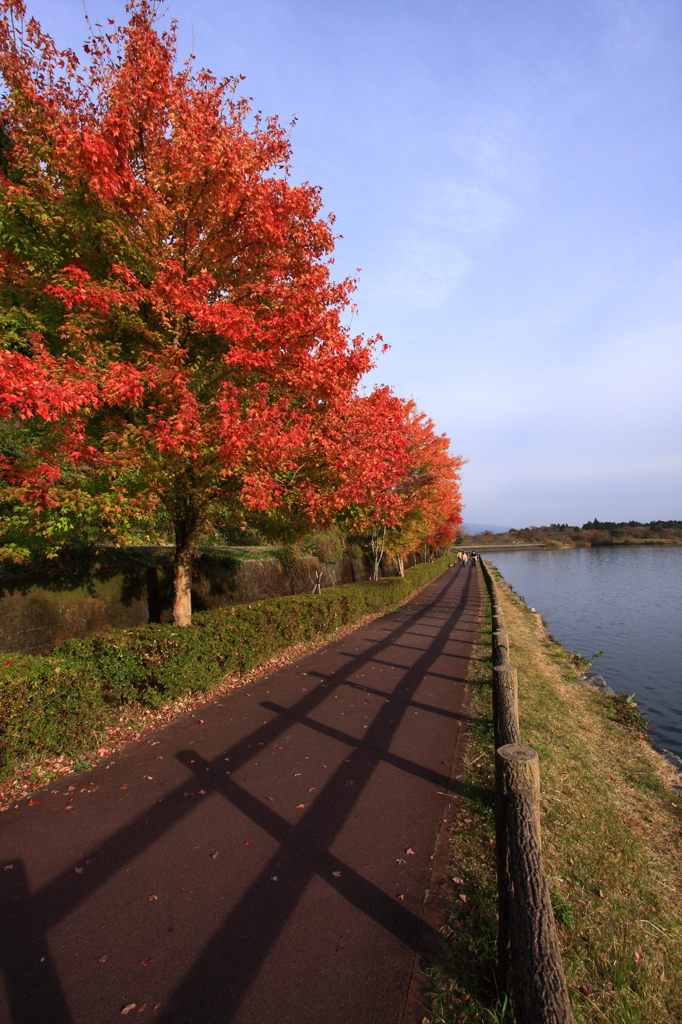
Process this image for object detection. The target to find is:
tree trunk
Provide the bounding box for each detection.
[397,553,404,577]
[371,526,386,582]
[173,512,199,627]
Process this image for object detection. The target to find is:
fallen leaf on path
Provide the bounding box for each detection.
[74,867,84,875]
[2,865,13,871]
[148,894,158,901]
[293,773,301,777]
[198,790,207,795]
[137,1006,147,1014]
[451,877,464,884]
[332,871,341,877]
[28,799,39,806]
[97,955,107,963]
[396,894,405,900]
[458,894,467,902]
[295,804,306,809]
[599,890,605,899]
[143,776,153,780]
[119,784,128,790]
[405,848,415,856]
[244,841,252,846]
[140,958,153,966]
[121,1006,136,1016]
[267,796,274,801]
[335,945,343,952]
[64,806,74,811]
[211,852,218,859]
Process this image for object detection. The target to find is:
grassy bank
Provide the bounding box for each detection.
[427,563,682,1024]
[0,555,452,800]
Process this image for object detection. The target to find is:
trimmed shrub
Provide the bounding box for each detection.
[0,555,452,774]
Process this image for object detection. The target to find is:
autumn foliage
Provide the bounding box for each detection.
[0,0,463,623]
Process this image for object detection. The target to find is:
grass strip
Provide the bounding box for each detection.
[427,563,682,1024]
[0,555,452,794]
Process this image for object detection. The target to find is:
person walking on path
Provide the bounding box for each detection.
[461,551,468,567]
[0,564,481,1024]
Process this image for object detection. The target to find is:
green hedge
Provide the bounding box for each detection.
[0,555,453,774]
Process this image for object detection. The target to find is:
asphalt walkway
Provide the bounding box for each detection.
[0,562,481,1024]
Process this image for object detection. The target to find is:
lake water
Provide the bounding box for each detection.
[482,546,682,759]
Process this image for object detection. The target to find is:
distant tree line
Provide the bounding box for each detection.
[462,520,682,548]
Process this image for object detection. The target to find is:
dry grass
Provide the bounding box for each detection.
[427,564,682,1024]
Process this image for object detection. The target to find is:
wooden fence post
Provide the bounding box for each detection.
[492,663,520,749]
[496,744,575,1024]
[492,664,521,992]
[492,629,509,667]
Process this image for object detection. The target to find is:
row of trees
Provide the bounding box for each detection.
[0,0,463,624]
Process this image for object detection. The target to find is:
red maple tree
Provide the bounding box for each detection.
[0,0,415,623]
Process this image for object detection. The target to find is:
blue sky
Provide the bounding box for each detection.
[28,0,682,528]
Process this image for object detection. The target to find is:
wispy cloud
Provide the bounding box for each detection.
[372,237,472,309]
[423,180,517,241]
[368,163,519,308]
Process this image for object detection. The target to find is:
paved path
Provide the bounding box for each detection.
[0,563,481,1024]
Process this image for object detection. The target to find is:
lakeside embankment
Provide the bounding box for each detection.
[427,561,682,1024]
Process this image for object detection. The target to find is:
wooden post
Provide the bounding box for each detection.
[494,752,512,995]
[492,663,520,749]
[492,629,509,667]
[496,745,575,1024]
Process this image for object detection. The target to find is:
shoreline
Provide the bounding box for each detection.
[493,566,682,795]
[427,560,682,1022]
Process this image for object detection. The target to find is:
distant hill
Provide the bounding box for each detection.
[464,522,510,535]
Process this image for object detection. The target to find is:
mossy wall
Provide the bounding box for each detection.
[0,549,403,654]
